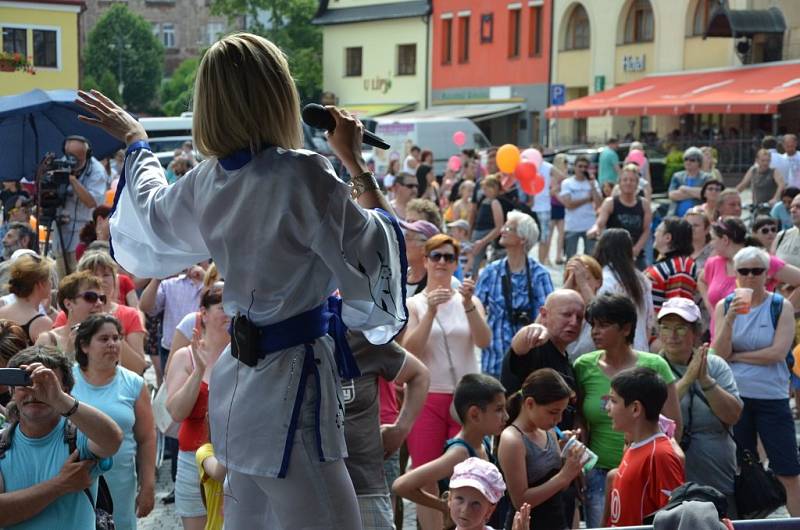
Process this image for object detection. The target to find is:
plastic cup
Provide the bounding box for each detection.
[734,287,753,314]
[560,436,598,473]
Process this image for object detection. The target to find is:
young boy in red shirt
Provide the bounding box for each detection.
[606,367,685,527]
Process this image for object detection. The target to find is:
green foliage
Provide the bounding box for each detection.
[210,0,322,103]
[83,4,164,112]
[160,57,200,116]
[664,146,686,181]
[81,71,121,103]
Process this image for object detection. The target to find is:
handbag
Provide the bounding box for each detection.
[152,382,180,438]
[734,448,787,519]
[84,477,115,530]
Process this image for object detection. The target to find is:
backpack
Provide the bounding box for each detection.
[0,421,115,529]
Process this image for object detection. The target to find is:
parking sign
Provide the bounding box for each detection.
[550,84,566,106]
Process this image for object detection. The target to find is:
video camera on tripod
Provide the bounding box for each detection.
[38,153,77,223]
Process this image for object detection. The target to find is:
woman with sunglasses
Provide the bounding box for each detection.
[402,233,490,529]
[36,271,106,360]
[698,217,800,337]
[752,216,780,251]
[712,246,800,517]
[71,314,157,530]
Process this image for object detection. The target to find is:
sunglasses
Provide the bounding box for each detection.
[684,158,701,163]
[77,291,107,304]
[736,267,766,276]
[428,252,457,263]
[758,226,778,234]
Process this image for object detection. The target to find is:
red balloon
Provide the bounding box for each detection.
[521,173,545,195]
[514,161,538,185]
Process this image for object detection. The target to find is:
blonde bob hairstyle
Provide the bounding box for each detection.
[193,33,303,158]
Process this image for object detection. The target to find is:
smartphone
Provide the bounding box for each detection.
[0,368,32,386]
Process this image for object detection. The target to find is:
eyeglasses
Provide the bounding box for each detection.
[658,324,690,337]
[758,226,778,234]
[736,267,766,276]
[401,183,418,189]
[501,225,518,233]
[428,252,457,263]
[77,291,107,304]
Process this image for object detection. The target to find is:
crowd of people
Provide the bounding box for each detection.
[1,32,800,530]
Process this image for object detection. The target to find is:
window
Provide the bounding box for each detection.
[162,23,176,49]
[692,0,713,36]
[442,18,453,64]
[508,8,521,58]
[206,22,224,45]
[564,4,590,50]
[457,15,470,63]
[528,5,542,56]
[2,27,27,56]
[32,29,56,67]
[624,0,654,43]
[345,46,362,77]
[397,44,416,76]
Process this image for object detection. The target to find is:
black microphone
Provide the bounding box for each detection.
[302,103,390,150]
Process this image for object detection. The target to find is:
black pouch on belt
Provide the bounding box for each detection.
[231,314,261,367]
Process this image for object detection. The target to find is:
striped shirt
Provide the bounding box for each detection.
[645,256,697,314]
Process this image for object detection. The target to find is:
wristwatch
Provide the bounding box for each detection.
[350,172,380,199]
[61,396,79,417]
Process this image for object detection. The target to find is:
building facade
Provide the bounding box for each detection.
[79,0,240,74]
[313,0,431,118]
[1,0,83,95]
[430,0,552,146]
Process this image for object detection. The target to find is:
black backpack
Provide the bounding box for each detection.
[0,421,115,529]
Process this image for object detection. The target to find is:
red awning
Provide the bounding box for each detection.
[546,61,800,118]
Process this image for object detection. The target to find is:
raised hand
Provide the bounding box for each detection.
[75,89,147,145]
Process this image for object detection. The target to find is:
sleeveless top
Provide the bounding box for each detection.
[752,168,777,205]
[178,380,209,452]
[20,313,45,346]
[505,425,568,530]
[607,196,644,246]
[474,198,496,231]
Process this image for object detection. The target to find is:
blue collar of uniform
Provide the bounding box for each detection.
[218,144,272,171]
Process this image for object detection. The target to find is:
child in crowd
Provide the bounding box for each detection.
[498,368,585,530]
[196,416,226,530]
[447,219,474,279]
[448,457,531,530]
[605,367,685,527]
[393,374,507,529]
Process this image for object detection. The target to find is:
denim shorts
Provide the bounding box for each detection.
[175,450,207,518]
[733,397,800,476]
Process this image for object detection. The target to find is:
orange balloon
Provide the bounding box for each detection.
[496,144,521,174]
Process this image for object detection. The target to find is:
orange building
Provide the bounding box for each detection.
[430,0,553,146]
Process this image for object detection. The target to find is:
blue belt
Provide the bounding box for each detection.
[231,296,360,478]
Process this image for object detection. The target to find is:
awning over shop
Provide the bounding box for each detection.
[344,103,417,118]
[380,102,526,122]
[545,61,800,119]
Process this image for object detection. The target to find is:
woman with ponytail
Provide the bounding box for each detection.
[498,369,583,530]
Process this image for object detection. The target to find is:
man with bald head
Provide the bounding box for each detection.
[500,289,584,429]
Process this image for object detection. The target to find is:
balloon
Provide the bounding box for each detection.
[452,131,466,147]
[514,160,538,185]
[626,149,646,167]
[496,144,521,173]
[521,148,543,169]
[521,173,545,195]
[447,155,462,172]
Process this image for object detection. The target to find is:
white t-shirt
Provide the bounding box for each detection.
[532,161,552,213]
[781,152,800,188]
[559,176,598,232]
[402,155,418,174]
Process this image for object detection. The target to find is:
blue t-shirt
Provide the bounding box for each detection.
[0,417,111,530]
[598,147,620,185]
[669,171,710,217]
[771,202,792,230]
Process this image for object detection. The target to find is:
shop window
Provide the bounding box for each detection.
[345,46,362,77]
[397,44,416,76]
[624,0,654,43]
[564,4,590,50]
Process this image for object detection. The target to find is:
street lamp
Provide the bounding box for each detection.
[108,35,131,102]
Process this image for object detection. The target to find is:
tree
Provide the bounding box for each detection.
[211,0,322,104]
[83,4,164,112]
[160,57,200,116]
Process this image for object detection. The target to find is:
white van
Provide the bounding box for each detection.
[372,117,490,176]
[139,115,193,167]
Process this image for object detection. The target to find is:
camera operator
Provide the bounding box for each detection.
[474,211,553,378]
[0,346,123,529]
[45,137,107,278]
